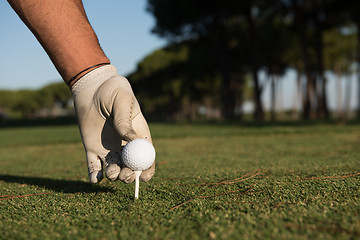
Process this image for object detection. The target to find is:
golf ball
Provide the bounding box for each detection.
[122,138,155,171]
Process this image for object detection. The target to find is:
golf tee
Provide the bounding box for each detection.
[134,171,142,199]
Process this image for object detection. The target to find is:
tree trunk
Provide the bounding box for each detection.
[277,77,284,120]
[211,16,236,120]
[271,74,276,121]
[218,51,236,120]
[357,25,360,119]
[292,0,316,120]
[335,64,343,119]
[219,61,237,120]
[246,7,264,121]
[292,70,302,120]
[231,70,245,120]
[358,69,360,120]
[314,2,329,120]
[343,76,352,121]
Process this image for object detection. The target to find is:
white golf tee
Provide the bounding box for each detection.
[134,170,142,199]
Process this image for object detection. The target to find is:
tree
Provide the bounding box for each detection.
[0,82,72,119]
[323,26,357,119]
[144,0,358,121]
[147,0,263,120]
[39,82,72,108]
[337,0,360,119]
[280,0,347,120]
[129,42,224,120]
[258,8,295,120]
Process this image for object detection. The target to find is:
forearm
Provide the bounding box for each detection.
[7,0,110,86]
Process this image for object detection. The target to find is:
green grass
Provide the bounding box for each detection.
[0,122,359,239]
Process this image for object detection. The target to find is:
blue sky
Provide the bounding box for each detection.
[0,0,166,90]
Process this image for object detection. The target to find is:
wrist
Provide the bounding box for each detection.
[67,62,110,88]
[71,64,118,96]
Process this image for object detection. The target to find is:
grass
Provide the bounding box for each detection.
[0,122,359,239]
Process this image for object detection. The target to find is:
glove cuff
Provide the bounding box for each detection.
[71,64,118,96]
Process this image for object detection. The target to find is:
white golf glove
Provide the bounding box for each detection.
[71,65,155,183]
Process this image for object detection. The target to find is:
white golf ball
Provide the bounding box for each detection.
[122,138,155,171]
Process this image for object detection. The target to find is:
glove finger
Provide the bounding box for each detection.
[119,167,136,183]
[112,79,140,142]
[99,122,123,181]
[131,111,152,143]
[140,161,155,182]
[103,151,121,181]
[86,152,104,183]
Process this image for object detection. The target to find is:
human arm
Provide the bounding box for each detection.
[7,0,155,183]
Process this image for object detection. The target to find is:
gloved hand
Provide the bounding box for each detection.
[71,65,155,183]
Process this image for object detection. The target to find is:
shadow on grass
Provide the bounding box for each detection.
[0,174,114,194]
[0,117,77,128]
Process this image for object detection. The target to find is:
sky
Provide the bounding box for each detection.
[0,1,358,111]
[0,0,166,90]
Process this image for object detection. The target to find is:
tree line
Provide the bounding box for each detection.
[0,83,72,120]
[129,0,360,121]
[1,0,359,122]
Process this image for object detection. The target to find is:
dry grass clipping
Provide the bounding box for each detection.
[168,169,262,210]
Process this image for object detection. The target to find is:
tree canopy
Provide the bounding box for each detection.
[131,0,360,121]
